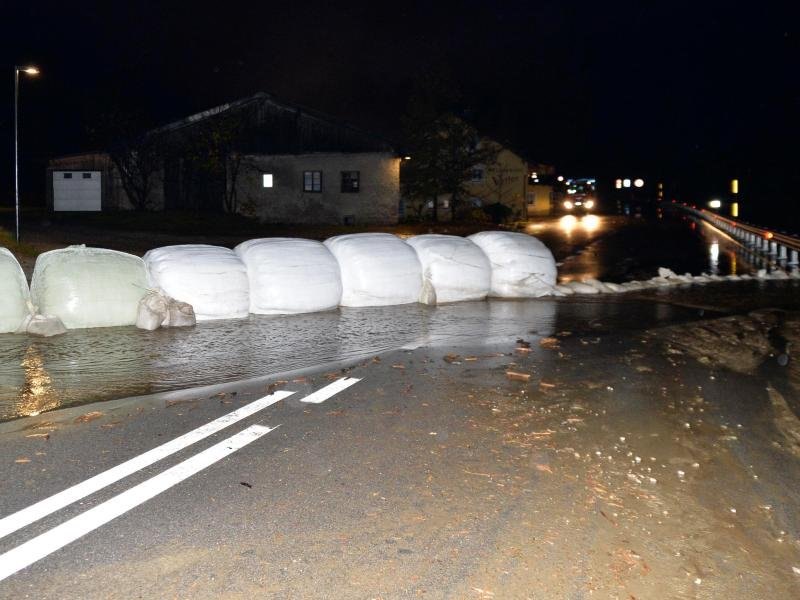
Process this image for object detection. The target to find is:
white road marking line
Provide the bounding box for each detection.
[0,424,276,583]
[0,390,294,541]
[300,377,361,404]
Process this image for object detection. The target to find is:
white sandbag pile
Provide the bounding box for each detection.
[30,246,148,329]
[324,233,422,307]
[406,234,491,304]
[143,245,249,321]
[235,238,342,314]
[0,248,32,333]
[468,231,557,297]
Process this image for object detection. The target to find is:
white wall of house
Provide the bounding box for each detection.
[236,152,401,225]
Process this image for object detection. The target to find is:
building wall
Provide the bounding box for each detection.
[236,152,400,225]
[525,184,553,217]
[464,147,528,219]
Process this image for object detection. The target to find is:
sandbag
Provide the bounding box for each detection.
[235,238,342,314]
[468,231,557,297]
[26,314,67,337]
[30,245,148,329]
[406,234,491,304]
[143,245,248,321]
[0,248,31,334]
[324,233,422,307]
[136,290,196,330]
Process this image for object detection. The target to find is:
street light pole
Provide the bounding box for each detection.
[13,65,39,244]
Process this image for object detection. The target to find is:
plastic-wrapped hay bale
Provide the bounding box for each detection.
[30,245,148,329]
[468,231,557,297]
[406,234,491,304]
[235,238,342,314]
[0,248,31,333]
[324,233,422,307]
[143,245,249,321]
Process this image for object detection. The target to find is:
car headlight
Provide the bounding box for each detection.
[584,199,594,209]
[563,200,574,210]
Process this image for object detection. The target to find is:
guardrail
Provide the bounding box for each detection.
[672,204,800,268]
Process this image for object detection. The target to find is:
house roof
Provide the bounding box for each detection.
[150,92,396,154]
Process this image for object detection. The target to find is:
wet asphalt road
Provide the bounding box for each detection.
[1,304,800,598]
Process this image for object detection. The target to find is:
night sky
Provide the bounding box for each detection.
[2,1,798,226]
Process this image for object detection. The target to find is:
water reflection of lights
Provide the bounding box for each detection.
[19,346,58,417]
[560,215,578,233]
[709,241,720,274]
[582,214,600,232]
[559,214,600,234]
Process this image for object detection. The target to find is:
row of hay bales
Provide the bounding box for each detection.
[0,231,558,333]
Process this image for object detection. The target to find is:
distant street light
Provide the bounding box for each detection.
[709,199,722,209]
[13,65,39,243]
[633,178,644,188]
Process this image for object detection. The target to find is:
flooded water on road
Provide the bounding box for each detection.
[0,298,710,421]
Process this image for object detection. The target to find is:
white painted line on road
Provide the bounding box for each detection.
[0,423,276,583]
[0,390,294,541]
[300,377,360,404]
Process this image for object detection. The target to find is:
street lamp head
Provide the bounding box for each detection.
[20,66,40,75]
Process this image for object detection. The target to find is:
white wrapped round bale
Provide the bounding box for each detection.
[235,238,342,314]
[468,231,557,298]
[143,245,249,321]
[30,245,148,329]
[406,234,491,304]
[0,248,31,333]
[324,233,422,307]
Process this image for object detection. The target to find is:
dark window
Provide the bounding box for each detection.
[470,168,484,182]
[303,170,322,192]
[341,171,360,193]
[63,173,72,179]
[82,172,92,179]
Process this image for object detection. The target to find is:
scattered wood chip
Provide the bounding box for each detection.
[15,457,31,464]
[464,356,479,361]
[535,464,553,474]
[539,381,556,389]
[74,411,103,424]
[391,364,406,370]
[539,337,560,349]
[505,371,531,382]
[444,354,461,364]
[372,356,381,363]
[324,372,341,381]
[25,433,50,440]
[515,338,531,349]
[291,376,308,383]
[166,398,197,408]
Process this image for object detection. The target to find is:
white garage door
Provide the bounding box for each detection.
[53,171,102,211]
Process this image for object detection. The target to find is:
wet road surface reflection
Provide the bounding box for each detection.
[0,298,707,421]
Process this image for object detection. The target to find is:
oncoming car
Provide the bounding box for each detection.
[562,178,597,214]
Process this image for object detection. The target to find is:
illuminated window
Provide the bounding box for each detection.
[341,171,360,193]
[262,174,273,188]
[303,171,322,193]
